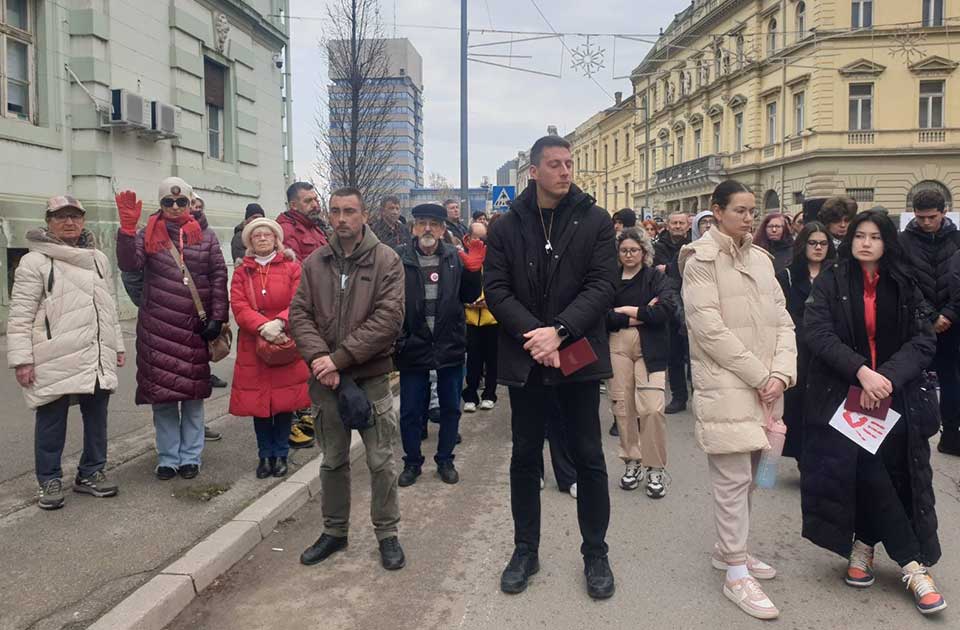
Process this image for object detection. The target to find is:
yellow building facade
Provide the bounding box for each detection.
[573,0,960,217]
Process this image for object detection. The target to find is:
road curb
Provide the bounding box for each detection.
[88,432,363,630]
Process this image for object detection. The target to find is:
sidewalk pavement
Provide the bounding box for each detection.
[0,322,325,630]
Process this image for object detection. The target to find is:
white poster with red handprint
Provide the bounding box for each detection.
[828,402,902,455]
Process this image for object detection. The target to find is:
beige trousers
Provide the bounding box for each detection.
[608,328,667,468]
[707,450,761,565]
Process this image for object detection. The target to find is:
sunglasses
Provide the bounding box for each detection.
[161,197,191,208]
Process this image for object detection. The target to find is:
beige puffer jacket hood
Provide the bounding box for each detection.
[678,228,797,454]
[6,228,125,409]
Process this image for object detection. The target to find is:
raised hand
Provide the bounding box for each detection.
[459,238,487,272]
[116,190,143,235]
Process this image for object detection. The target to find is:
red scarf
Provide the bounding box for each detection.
[144,211,202,254]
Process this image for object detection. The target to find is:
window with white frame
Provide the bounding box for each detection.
[734,112,744,151]
[694,128,702,158]
[204,58,227,160]
[713,120,721,152]
[794,91,805,134]
[768,19,778,55]
[849,83,873,130]
[919,80,944,129]
[1,0,34,122]
[766,101,778,144]
[796,2,806,39]
[852,1,873,28]
[923,0,944,27]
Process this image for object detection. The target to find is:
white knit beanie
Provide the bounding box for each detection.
[242,217,284,254]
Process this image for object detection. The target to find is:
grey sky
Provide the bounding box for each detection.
[288,0,688,188]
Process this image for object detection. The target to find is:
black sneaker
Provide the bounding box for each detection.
[500,548,539,594]
[273,457,288,477]
[378,536,406,570]
[256,458,272,479]
[73,470,118,498]
[584,555,615,599]
[665,399,687,414]
[427,407,441,423]
[156,466,177,481]
[38,479,65,510]
[204,426,222,441]
[438,462,460,484]
[300,534,348,566]
[608,421,619,436]
[937,431,960,456]
[210,374,228,388]
[398,465,421,487]
[179,464,199,479]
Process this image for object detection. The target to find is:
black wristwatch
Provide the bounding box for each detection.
[553,323,570,339]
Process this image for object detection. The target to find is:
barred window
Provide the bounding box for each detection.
[846,188,875,203]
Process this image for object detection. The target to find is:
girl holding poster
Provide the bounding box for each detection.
[802,209,945,616]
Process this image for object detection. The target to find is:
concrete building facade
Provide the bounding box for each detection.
[0,0,293,323]
[570,91,638,214]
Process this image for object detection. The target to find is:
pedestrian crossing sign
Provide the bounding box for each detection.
[492,186,516,211]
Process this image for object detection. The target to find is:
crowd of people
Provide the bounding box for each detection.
[6,134,958,620]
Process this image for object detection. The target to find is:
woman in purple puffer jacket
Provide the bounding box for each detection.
[116,177,228,481]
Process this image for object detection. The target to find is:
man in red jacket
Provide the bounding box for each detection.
[277,182,330,448]
[277,182,328,262]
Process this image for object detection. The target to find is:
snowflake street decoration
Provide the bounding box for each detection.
[889,29,927,64]
[570,36,606,78]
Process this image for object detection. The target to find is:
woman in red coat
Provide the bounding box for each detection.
[230,217,310,478]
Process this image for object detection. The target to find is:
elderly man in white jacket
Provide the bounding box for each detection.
[7,195,125,510]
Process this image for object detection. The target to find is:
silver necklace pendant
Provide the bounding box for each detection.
[545,241,553,254]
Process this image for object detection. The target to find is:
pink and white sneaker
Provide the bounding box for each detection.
[723,575,780,620]
[711,543,777,580]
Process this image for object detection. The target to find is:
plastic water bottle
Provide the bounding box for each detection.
[755,419,787,489]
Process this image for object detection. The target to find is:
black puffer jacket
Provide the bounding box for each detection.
[231,222,246,263]
[801,259,940,565]
[605,266,677,373]
[653,234,689,268]
[899,217,960,323]
[395,240,481,371]
[776,260,815,459]
[484,182,617,386]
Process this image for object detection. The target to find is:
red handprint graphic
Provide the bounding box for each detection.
[843,411,886,442]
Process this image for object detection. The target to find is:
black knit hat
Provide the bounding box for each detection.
[411,203,446,221]
[613,208,637,228]
[245,203,265,220]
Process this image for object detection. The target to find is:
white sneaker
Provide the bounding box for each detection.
[569,483,578,499]
[711,544,777,580]
[645,468,669,499]
[479,399,495,410]
[619,461,642,490]
[463,402,477,413]
[723,576,779,620]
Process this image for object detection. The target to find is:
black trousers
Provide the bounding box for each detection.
[463,325,499,404]
[35,382,110,484]
[854,420,921,566]
[933,341,960,434]
[508,371,610,558]
[667,324,689,403]
[537,408,577,490]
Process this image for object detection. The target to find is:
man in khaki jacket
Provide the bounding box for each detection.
[289,186,406,571]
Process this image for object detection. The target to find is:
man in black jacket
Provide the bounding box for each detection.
[653,212,691,413]
[396,204,484,487]
[485,135,617,600]
[899,189,960,455]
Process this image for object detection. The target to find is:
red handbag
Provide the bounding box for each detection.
[246,268,300,366]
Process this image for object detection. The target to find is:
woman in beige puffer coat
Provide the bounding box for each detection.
[678,180,796,620]
[7,197,125,510]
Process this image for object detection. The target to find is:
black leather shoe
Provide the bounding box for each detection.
[273,457,288,477]
[398,465,421,487]
[664,399,687,414]
[938,431,960,456]
[378,536,406,570]
[608,421,619,436]
[256,459,271,479]
[179,464,199,479]
[584,555,615,599]
[156,466,177,481]
[500,548,539,594]
[210,374,228,388]
[300,534,348,566]
[437,463,459,484]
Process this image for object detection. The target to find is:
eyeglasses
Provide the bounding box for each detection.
[807,240,829,249]
[49,213,84,222]
[161,197,190,208]
[619,247,642,256]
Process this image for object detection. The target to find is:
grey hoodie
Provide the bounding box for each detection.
[691,210,715,241]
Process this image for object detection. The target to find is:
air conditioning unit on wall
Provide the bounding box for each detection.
[109,89,150,129]
[150,101,179,139]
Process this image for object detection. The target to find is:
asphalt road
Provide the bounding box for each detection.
[166,391,960,630]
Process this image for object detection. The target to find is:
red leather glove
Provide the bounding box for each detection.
[116,190,142,235]
[459,238,486,272]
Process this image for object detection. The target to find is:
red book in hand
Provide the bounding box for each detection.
[558,338,598,377]
[845,386,892,421]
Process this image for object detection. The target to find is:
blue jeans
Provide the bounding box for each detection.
[152,399,205,470]
[400,365,463,467]
[253,413,293,458]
